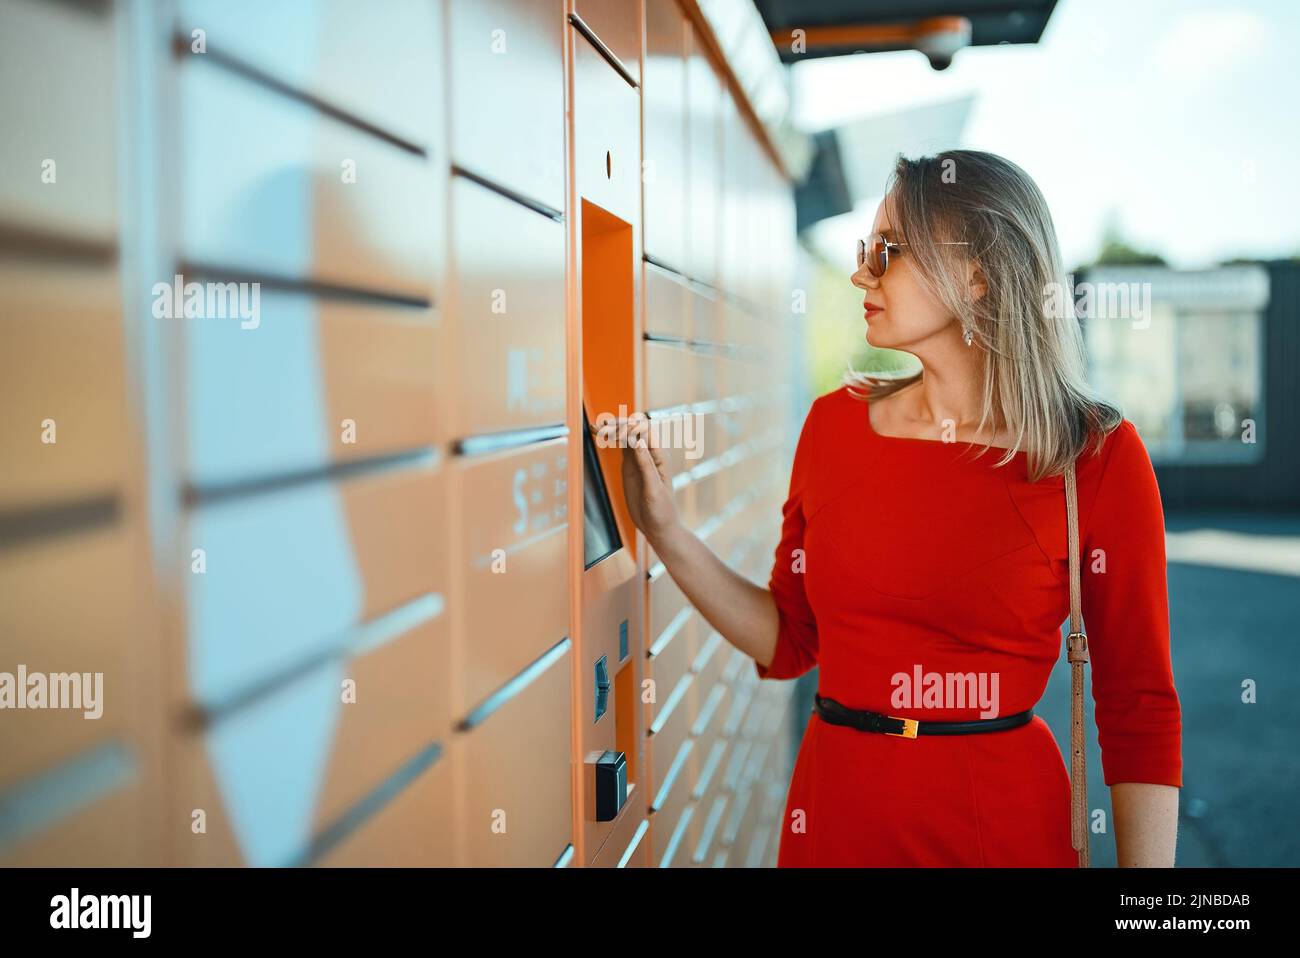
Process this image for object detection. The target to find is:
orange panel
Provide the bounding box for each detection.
[685,24,720,286]
[573,26,641,224]
[460,642,573,866]
[448,0,565,211]
[591,813,649,868]
[313,617,452,831]
[644,261,691,340]
[447,177,566,437]
[0,780,142,867]
[647,672,694,801]
[688,791,730,866]
[690,282,721,344]
[180,467,444,712]
[0,0,115,242]
[0,261,128,510]
[691,735,731,804]
[651,794,700,867]
[689,681,731,770]
[644,340,696,409]
[175,0,442,150]
[0,524,137,789]
[177,55,437,300]
[645,602,695,729]
[316,743,456,867]
[455,438,569,714]
[573,0,641,84]
[642,0,689,271]
[184,291,444,485]
[692,630,729,706]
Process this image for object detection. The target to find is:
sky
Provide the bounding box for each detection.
[789,0,1300,270]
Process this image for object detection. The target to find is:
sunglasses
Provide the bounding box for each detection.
[856,232,969,278]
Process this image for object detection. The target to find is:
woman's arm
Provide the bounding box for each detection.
[1079,420,1184,866]
[619,404,821,679]
[1112,782,1179,867]
[649,523,782,670]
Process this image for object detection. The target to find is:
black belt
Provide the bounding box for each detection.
[813,693,1034,738]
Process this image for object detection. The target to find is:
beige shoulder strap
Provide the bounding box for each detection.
[1065,462,1091,868]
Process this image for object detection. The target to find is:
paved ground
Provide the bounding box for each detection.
[1040,511,1300,867]
[784,511,1300,867]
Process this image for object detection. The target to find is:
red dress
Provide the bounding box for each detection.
[759,385,1183,867]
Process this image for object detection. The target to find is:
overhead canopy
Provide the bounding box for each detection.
[754,0,1059,63]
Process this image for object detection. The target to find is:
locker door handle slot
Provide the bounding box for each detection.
[594,654,611,722]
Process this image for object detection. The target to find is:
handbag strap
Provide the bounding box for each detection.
[1064,461,1091,868]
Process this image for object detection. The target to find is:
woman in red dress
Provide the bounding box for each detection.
[622,150,1182,867]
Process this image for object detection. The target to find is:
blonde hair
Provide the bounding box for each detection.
[844,150,1121,481]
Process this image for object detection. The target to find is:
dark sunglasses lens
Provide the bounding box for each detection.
[868,235,887,277]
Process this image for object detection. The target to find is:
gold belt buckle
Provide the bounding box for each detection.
[886,716,919,739]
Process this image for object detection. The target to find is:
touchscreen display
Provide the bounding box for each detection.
[583,407,623,569]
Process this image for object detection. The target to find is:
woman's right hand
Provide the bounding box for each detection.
[618,412,683,549]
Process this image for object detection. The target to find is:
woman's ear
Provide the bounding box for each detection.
[966,260,988,303]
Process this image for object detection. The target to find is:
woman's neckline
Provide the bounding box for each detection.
[860,388,1025,457]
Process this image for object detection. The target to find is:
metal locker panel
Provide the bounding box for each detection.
[0,0,116,243]
[692,735,731,804]
[695,348,718,401]
[313,615,452,834]
[647,671,693,800]
[647,569,691,652]
[692,469,721,537]
[183,466,444,712]
[722,298,751,350]
[642,0,688,271]
[573,0,641,84]
[692,629,729,699]
[185,291,443,487]
[646,604,695,730]
[460,642,573,866]
[0,260,129,511]
[644,261,690,340]
[447,178,565,438]
[685,26,721,287]
[0,777,142,867]
[0,524,137,792]
[177,55,436,300]
[644,339,695,409]
[695,406,724,466]
[167,658,383,867]
[572,27,640,224]
[689,791,730,866]
[653,793,700,867]
[648,759,691,863]
[590,808,649,868]
[447,0,565,212]
[717,351,744,397]
[718,94,744,298]
[316,742,457,867]
[454,437,569,713]
[175,0,443,151]
[690,681,730,771]
[690,282,721,344]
